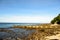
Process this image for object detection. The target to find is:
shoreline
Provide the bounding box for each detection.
[0,24,60,40]
[12,23,60,29]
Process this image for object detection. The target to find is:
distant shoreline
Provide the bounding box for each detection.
[0,23,49,28]
[12,23,60,29]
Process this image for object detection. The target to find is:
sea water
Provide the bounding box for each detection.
[0,23,41,39]
[0,23,40,28]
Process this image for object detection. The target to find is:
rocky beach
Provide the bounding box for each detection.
[0,24,60,40]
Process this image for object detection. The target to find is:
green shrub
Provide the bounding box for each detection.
[51,14,60,24]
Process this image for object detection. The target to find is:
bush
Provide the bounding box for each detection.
[51,14,60,24]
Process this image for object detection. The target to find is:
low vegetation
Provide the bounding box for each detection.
[51,14,60,24]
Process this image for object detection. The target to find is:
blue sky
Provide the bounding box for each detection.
[0,0,60,23]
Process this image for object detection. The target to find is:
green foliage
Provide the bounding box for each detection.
[51,14,60,24]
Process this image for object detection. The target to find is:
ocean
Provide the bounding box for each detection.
[0,23,37,39]
[0,23,40,28]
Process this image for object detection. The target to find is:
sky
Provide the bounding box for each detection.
[0,0,60,23]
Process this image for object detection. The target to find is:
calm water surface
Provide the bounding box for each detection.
[0,23,39,38]
[0,23,40,28]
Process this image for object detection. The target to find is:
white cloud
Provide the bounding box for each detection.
[0,16,53,23]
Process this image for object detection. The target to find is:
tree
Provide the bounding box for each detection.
[51,14,60,24]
